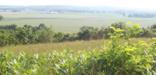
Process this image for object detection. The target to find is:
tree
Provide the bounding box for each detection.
[0,24,17,30]
[36,27,54,43]
[151,24,156,32]
[139,28,154,37]
[53,32,65,42]
[78,26,98,40]
[111,22,126,29]
[15,24,54,44]
[15,25,37,44]
[98,27,112,39]
[0,30,16,46]
[62,33,77,41]
[0,15,3,21]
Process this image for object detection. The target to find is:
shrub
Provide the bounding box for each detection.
[0,24,54,45]
[0,15,3,21]
[78,26,98,40]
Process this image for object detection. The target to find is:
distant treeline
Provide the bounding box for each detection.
[0,22,155,46]
[127,13,156,18]
[54,22,156,42]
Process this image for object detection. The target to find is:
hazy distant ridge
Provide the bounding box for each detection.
[0,5,155,18]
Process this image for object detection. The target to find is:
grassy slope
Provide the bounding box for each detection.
[0,38,153,54]
[0,12,156,32]
[0,39,106,54]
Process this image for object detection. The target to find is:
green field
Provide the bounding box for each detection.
[0,12,156,32]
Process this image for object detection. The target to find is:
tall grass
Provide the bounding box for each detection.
[0,39,106,54]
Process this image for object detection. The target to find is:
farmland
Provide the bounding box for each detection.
[0,12,156,32]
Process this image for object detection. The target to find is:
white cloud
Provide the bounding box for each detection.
[0,0,156,10]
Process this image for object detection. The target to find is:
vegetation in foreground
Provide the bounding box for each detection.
[0,24,156,75]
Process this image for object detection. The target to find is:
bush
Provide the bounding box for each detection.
[111,22,126,29]
[0,24,54,45]
[0,24,17,30]
[53,32,65,42]
[0,15,3,21]
[53,32,78,42]
[151,24,156,32]
[78,26,98,40]
[36,27,54,43]
[15,25,36,44]
[0,30,16,46]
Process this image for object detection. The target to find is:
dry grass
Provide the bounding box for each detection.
[0,38,154,54]
[0,39,107,54]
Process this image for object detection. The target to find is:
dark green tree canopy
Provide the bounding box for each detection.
[0,15,3,21]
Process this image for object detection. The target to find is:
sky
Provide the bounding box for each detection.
[0,0,156,10]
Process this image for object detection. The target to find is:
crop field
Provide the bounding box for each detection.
[0,12,156,32]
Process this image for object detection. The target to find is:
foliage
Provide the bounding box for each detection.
[0,24,54,46]
[0,30,16,46]
[0,22,155,46]
[0,24,17,30]
[151,24,156,32]
[0,15,3,21]
[111,22,126,29]
[78,26,99,40]
[35,24,54,43]
[0,24,156,75]
[53,32,77,42]
[15,25,37,44]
